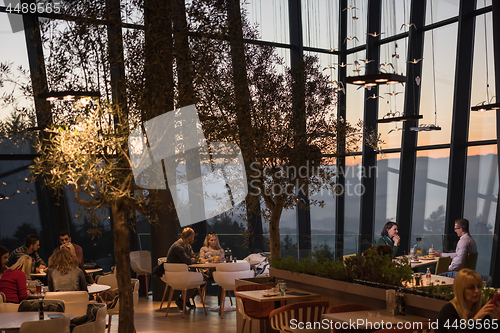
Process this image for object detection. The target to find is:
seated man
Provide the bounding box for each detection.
[166,227,196,265]
[6,234,46,273]
[166,227,197,309]
[430,218,477,271]
[53,230,84,265]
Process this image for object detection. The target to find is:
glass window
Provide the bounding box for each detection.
[302,0,340,50]
[470,12,496,141]
[0,12,33,122]
[310,164,336,258]
[207,206,251,261]
[477,0,492,9]
[417,24,458,146]
[374,153,400,243]
[379,36,408,76]
[345,0,367,49]
[242,0,289,44]
[377,34,406,150]
[381,0,411,39]
[464,145,497,276]
[412,149,450,254]
[64,190,114,270]
[122,0,143,25]
[343,156,362,255]
[0,161,43,255]
[346,52,365,132]
[425,0,459,25]
[277,203,298,257]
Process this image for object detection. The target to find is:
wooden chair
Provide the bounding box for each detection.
[464,252,478,270]
[434,257,451,275]
[269,300,329,333]
[235,284,273,333]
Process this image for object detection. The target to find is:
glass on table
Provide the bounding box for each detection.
[35,281,42,294]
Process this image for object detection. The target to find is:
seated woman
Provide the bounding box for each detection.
[60,242,94,285]
[199,233,225,306]
[0,245,9,278]
[199,233,224,263]
[46,249,88,292]
[0,254,32,303]
[438,268,500,333]
[376,221,400,257]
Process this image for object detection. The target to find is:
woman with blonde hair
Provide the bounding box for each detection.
[47,249,87,292]
[199,233,224,262]
[60,242,94,284]
[0,255,32,303]
[438,268,500,332]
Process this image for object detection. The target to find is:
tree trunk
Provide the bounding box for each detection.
[269,203,285,261]
[112,200,135,333]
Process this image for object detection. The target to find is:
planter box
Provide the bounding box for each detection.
[270,267,447,319]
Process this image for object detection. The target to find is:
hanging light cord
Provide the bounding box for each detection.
[430,0,438,126]
[483,0,491,103]
[392,0,398,71]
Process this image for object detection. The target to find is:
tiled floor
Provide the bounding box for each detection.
[109,296,237,333]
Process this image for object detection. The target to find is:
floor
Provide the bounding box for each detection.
[109,296,238,333]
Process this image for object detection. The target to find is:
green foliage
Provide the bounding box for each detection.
[271,247,413,287]
[418,280,497,304]
[481,284,497,306]
[421,281,454,301]
[30,104,151,235]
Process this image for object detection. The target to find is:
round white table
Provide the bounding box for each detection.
[87,284,111,294]
[85,268,103,275]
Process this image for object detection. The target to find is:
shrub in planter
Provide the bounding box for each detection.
[271,246,413,287]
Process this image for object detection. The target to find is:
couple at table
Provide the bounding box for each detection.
[166,228,224,265]
[6,231,84,275]
[377,219,476,272]
[166,228,225,309]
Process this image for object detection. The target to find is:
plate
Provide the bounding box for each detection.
[419,256,436,260]
[262,292,279,297]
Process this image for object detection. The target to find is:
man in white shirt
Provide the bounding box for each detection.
[431,218,477,271]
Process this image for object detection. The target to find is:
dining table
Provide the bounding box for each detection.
[30,267,103,279]
[0,312,75,332]
[394,256,438,269]
[27,284,111,299]
[235,288,321,303]
[405,274,455,288]
[87,283,111,294]
[322,309,429,330]
[189,259,258,269]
